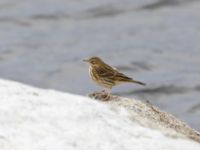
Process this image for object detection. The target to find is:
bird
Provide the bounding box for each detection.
[84,56,146,94]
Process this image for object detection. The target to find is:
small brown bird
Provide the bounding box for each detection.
[84,56,145,93]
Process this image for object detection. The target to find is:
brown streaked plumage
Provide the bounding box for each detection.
[84,56,146,92]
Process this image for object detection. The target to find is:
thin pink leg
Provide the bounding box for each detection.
[101,88,111,94]
[106,88,111,94]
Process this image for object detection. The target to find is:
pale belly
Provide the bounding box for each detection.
[89,67,114,89]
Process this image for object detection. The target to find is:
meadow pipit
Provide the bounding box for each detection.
[84,56,145,94]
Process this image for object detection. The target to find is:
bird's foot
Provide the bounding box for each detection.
[101,89,111,94]
[88,91,111,101]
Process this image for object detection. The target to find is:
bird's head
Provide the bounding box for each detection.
[83,56,104,67]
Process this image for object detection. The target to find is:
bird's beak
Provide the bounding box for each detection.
[83,59,89,62]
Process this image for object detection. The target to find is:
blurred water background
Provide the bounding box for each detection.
[0,0,200,130]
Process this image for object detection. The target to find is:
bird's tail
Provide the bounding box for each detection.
[130,80,146,86]
[115,72,146,86]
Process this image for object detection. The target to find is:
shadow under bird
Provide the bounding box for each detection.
[84,56,146,93]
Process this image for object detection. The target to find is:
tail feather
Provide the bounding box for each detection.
[131,80,146,85]
[115,72,146,86]
[131,80,146,86]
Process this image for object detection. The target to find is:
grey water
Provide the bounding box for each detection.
[0,0,200,131]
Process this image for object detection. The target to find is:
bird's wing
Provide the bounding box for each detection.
[96,63,133,81]
[115,72,133,82]
[95,64,116,79]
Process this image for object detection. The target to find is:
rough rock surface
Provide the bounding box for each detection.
[89,92,200,143]
[0,79,199,150]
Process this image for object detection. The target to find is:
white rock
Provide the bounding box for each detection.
[0,79,199,150]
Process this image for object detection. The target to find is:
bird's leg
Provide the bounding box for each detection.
[89,89,112,101]
[101,88,111,94]
[98,88,111,100]
[106,88,111,94]
[101,89,106,93]
[89,88,112,100]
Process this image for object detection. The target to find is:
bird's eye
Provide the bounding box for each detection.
[91,60,95,64]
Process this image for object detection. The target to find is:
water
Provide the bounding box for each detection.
[0,0,200,130]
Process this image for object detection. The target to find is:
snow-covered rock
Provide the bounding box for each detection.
[0,79,199,150]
